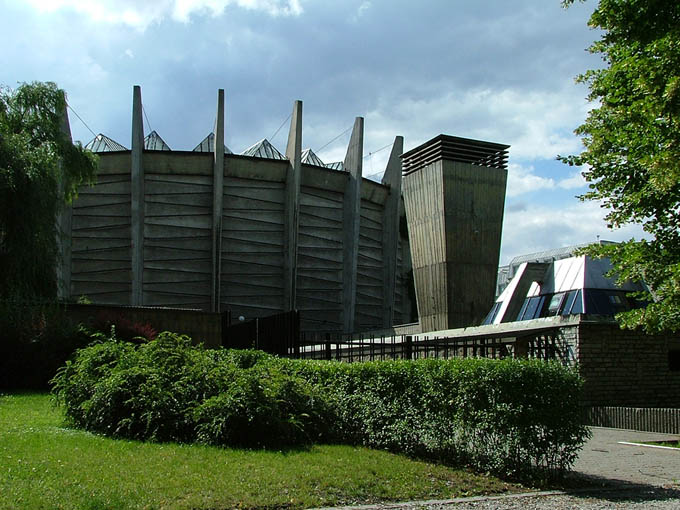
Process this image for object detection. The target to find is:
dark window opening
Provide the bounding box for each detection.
[670,350,680,372]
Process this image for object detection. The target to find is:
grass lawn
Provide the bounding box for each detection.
[644,440,680,448]
[1,393,523,510]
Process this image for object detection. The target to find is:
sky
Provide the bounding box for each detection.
[0,0,648,265]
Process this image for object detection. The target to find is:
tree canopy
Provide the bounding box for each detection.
[0,82,97,300]
[561,0,680,332]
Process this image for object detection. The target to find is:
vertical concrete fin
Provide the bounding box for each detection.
[56,89,73,301]
[212,89,225,312]
[284,100,302,311]
[342,117,364,333]
[131,85,145,306]
[381,136,404,327]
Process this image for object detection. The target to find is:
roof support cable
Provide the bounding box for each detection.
[66,102,97,138]
[270,112,292,143]
[142,105,152,136]
[363,141,395,182]
[316,125,352,153]
[363,141,393,159]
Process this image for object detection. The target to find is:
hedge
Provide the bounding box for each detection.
[51,332,589,479]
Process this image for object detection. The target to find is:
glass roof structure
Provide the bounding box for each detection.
[241,139,286,160]
[325,161,344,171]
[301,148,325,167]
[484,247,648,325]
[84,133,127,152]
[192,132,232,154]
[144,130,171,151]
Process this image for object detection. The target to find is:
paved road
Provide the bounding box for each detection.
[572,427,680,488]
[315,427,680,510]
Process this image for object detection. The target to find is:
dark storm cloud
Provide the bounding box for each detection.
[4,0,625,261]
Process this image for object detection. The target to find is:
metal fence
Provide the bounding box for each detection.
[222,310,565,363]
[222,310,300,356]
[296,331,563,363]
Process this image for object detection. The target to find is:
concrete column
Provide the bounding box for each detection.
[131,85,145,306]
[56,90,73,301]
[284,100,302,312]
[342,117,364,333]
[402,135,508,331]
[212,89,225,312]
[380,136,403,328]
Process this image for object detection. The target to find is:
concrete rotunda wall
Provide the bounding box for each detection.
[61,87,414,333]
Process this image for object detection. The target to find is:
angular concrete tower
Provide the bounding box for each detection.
[401,135,509,332]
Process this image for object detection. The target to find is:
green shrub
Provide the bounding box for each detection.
[280,357,589,480]
[194,365,327,447]
[52,334,327,448]
[52,337,588,480]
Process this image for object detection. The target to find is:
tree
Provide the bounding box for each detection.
[0,82,97,300]
[560,0,680,332]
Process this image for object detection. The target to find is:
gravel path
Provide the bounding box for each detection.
[317,488,680,510]
[314,427,680,510]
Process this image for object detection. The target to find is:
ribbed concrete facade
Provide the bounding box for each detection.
[61,87,414,333]
[402,135,508,331]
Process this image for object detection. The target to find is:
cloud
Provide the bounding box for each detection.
[350,1,371,22]
[499,200,649,264]
[23,0,303,30]
[363,85,588,165]
[558,170,587,190]
[507,163,555,197]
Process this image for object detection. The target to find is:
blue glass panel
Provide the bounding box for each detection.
[483,302,502,325]
[516,299,530,321]
[521,297,541,320]
[560,290,576,315]
[571,290,583,314]
[534,295,548,318]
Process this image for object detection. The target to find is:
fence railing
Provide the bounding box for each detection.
[585,406,680,434]
[296,331,561,362]
[222,310,300,356]
[222,310,564,363]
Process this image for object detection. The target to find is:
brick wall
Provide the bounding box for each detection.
[575,320,680,408]
[65,304,223,348]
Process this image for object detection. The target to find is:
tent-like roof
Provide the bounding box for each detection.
[84,133,127,152]
[301,148,326,167]
[506,241,617,281]
[144,130,171,151]
[325,161,344,171]
[241,139,286,160]
[192,132,232,154]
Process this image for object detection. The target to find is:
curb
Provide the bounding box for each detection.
[308,490,566,510]
[308,485,680,510]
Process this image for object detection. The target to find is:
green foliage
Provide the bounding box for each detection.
[560,1,680,332]
[52,334,327,447]
[52,339,588,480]
[194,365,328,447]
[282,357,588,480]
[0,81,97,300]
